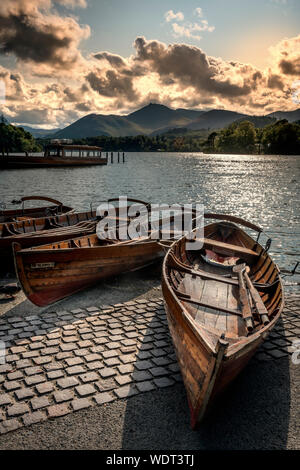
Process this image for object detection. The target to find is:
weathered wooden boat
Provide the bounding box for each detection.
[0,195,73,223]
[0,143,107,168]
[162,213,284,427]
[0,197,153,264]
[13,206,200,306]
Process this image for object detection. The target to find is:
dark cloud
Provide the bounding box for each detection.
[267,74,285,89]
[12,108,50,124]
[92,52,127,69]
[75,102,91,112]
[86,69,140,101]
[0,1,89,70]
[133,37,252,98]
[0,14,72,65]
[279,58,300,76]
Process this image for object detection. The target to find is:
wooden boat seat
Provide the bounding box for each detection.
[194,238,259,263]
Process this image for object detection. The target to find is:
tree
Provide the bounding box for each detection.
[0,123,41,155]
[261,120,300,154]
[216,121,256,154]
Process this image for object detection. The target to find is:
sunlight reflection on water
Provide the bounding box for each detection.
[0,152,299,284]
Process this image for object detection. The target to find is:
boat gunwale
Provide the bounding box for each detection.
[162,222,284,358]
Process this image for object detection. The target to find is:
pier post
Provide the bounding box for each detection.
[118,152,120,163]
[111,152,113,164]
[123,152,125,163]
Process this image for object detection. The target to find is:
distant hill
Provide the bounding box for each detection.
[234,115,276,128]
[186,109,249,130]
[54,114,146,139]
[51,104,300,139]
[266,109,300,122]
[19,126,61,138]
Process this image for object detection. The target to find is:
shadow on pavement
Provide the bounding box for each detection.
[122,315,291,450]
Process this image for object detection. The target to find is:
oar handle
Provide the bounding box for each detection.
[237,272,254,332]
[243,269,270,325]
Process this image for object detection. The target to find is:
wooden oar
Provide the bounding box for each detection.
[243,266,270,325]
[232,264,254,332]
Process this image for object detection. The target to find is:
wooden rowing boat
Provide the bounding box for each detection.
[0,197,150,265]
[13,206,200,306]
[0,209,97,265]
[162,214,284,428]
[0,196,73,223]
[14,235,164,307]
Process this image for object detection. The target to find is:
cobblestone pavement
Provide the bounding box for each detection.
[0,294,299,435]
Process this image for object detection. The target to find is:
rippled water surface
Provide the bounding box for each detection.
[0,152,299,284]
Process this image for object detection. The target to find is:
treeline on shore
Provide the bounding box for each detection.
[69,119,299,155]
[1,118,300,155]
[0,121,42,155]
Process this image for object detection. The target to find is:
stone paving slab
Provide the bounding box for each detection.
[0,294,299,435]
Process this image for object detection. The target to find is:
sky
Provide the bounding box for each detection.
[0,0,299,128]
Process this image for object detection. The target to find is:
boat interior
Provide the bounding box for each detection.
[167,220,283,345]
[0,210,97,238]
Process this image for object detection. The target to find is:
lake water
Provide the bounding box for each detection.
[0,152,299,287]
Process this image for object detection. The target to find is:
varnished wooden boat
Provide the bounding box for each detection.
[0,209,97,265]
[0,197,149,264]
[0,196,73,223]
[14,235,165,307]
[162,214,284,428]
[13,206,200,306]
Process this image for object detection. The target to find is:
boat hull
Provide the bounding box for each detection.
[162,218,284,427]
[14,241,164,307]
[0,156,107,168]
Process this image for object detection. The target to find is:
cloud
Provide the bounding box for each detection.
[165,8,215,41]
[172,20,215,40]
[171,23,202,41]
[55,0,87,8]
[269,34,300,77]
[86,69,140,102]
[0,0,90,73]
[194,8,203,17]
[164,10,184,23]
[11,108,51,125]
[133,37,252,98]
[269,0,287,4]
[0,30,298,127]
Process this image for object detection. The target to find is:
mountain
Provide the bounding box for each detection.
[127,103,194,131]
[54,113,146,139]
[19,126,61,138]
[175,108,206,120]
[266,108,300,122]
[52,104,300,139]
[186,109,250,130]
[234,115,276,128]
